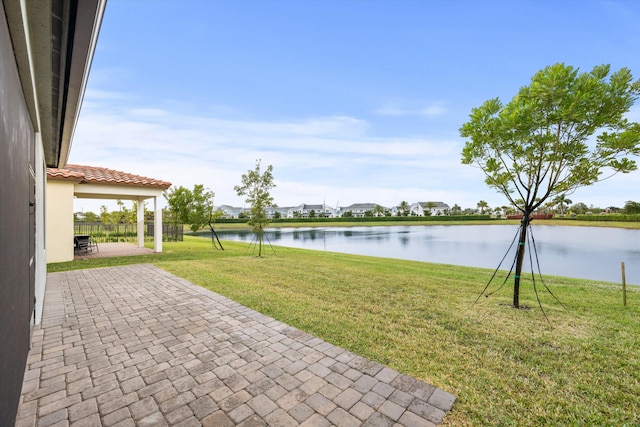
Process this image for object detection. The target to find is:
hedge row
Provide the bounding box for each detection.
[570,214,640,222]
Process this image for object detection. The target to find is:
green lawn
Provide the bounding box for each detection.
[49,236,640,426]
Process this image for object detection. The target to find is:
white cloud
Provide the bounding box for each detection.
[70,99,475,212]
[71,90,640,215]
[420,105,447,116]
[376,102,447,117]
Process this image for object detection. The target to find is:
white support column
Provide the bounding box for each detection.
[137,197,145,248]
[154,196,162,252]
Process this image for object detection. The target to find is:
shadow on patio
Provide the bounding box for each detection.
[16,264,455,426]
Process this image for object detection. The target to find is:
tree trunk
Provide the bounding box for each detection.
[513,215,530,308]
[258,226,263,257]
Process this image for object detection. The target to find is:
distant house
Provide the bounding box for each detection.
[292,203,337,218]
[217,201,455,218]
[339,203,379,217]
[411,202,450,216]
[267,206,292,218]
[216,205,246,219]
[216,205,298,219]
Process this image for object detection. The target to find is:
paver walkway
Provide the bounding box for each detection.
[15,264,455,426]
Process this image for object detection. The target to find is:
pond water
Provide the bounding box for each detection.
[213,225,640,285]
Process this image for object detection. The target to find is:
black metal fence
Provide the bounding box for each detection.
[74,223,183,242]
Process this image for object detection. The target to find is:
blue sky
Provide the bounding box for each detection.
[71,0,640,213]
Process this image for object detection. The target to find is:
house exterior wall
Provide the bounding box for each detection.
[46,180,75,263]
[0,0,105,423]
[0,7,36,424]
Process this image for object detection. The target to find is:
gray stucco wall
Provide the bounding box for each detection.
[0,3,37,425]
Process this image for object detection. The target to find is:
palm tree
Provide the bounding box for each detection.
[543,201,555,214]
[553,195,572,215]
[373,204,386,217]
[399,201,410,216]
[477,200,489,214]
[451,204,462,215]
[423,201,437,216]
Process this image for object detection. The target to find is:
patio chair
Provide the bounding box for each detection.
[88,236,99,253]
[74,236,89,254]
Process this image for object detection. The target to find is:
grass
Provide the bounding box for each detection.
[49,236,640,426]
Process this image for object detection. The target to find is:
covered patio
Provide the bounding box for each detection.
[46,165,172,263]
[15,265,455,426]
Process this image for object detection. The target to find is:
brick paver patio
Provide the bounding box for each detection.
[15,264,455,426]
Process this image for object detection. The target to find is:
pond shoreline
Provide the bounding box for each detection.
[201,224,640,286]
[209,218,640,230]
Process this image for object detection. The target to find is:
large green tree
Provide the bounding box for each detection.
[623,200,640,214]
[83,211,98,223]
[234,160,276,256]
[164,186,191,226]
[460,63,640,308]
[164,184,214,232]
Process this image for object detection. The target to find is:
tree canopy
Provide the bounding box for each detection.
[461,63,640,215]
[623,200,640,214]
[164,184,214,232]
[460,63,640,308]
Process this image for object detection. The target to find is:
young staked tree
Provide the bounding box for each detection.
[460,63,640,308]
[189,185,214,233]
[234,160,276,257]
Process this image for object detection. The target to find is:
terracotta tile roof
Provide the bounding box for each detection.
[46,164,172,189]
[47,168,85,180]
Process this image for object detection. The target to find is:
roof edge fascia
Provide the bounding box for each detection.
[58,0,107,168]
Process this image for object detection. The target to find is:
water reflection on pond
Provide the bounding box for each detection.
[215,225,640,285]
